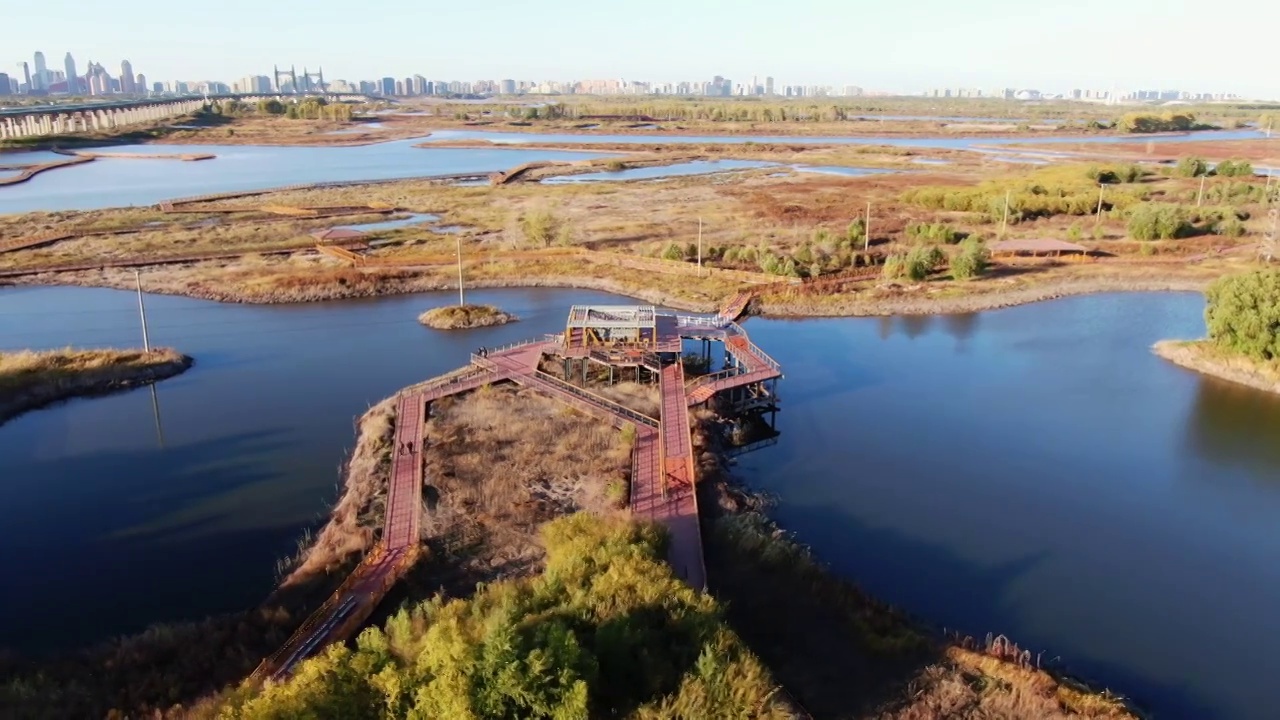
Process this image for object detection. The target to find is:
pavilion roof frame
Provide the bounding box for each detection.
[566,305,657,330]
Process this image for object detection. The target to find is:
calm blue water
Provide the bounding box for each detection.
[0,140,612,214]
[336,213,440,232]
[0,287,1278,720]
[733,294,1280,720]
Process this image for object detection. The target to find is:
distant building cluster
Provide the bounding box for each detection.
[923,86,1243,103]
[347,74,866,99]
[2,50,147,97]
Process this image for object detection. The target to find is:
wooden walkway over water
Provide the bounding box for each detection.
[254,294,778,682]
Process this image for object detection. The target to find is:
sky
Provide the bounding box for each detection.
[11,0,1279,99]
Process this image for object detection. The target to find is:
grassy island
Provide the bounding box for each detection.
[418,304,517,330]
[1156,269,1280,394]
[0,347,192,424]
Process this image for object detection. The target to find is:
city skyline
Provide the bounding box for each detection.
[3,47,1264,103]
[9,0,1279,100]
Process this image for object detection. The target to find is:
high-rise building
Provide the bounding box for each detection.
[120,60,134,93]
[500,78,516,95]
[402,77,414,96]
[21,62,31,93]
[765,77,775,95]
[379,77,395,96]
[412,75,427,95]
[136,73,146,93]
[64,52,78,94]
[32,51,47,90]
[236,75,271,93]
[153,81,165,93]
[0,73,12,95]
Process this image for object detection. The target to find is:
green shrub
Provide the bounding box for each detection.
[904,244,944,281]
[1205,270,1280,360]
[905,222,962,244]
[1067,223,1084,242]
[1217,217,1246,238]
[1215,159,1254,177]
[722,247,740,264]
[1127,203,1193,240]
[882,254,906,280]
[846,218,866,244]
[1176,156,1209,178]
[662,243,686,261]
[951,237,990,280]
[521,210,559,248]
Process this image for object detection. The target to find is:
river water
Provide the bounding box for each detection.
[0,286,1277,719]
[0,128,1264,215]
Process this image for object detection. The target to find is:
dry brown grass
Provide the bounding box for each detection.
[7,149,1272,319]
[422,384,631,581]
[1153,339,1280,395]
[877,646,1133,719]
[279,396,396,585]
[0,347,190,424]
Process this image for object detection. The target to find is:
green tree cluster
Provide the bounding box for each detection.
[1205,270,1280,361]
[1085,164,1144,183]
[1116,112,1201,133]
[214,514,788,720]
[1127,203,1193,240]
[902,164,1147,221]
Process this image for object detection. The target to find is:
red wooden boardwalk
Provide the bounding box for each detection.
[655,363,705,589]
[685,326,782,406]
[256,370,495,681]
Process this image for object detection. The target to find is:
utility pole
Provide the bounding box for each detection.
[697,217,703,277]
[1197,174,1207,207]
[1000,190,1011,238]
[864,201,871,252]
[455,235,466,306]
[134,270,151,352]
[1095,184,1106,227]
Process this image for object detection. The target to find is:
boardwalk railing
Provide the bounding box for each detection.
[684,368,739,392]
[727,323,782,373]
[249,539,389,682]
[675,314,730,329]
[530,371,659,428]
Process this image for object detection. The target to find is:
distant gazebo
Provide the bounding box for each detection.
[310,228,367,244]
[989,238,1089,258]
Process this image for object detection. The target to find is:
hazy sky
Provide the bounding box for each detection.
[13,0,1278,98]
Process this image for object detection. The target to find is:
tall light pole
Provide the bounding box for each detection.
[455,235,466,306]
[134,270,151,352]
[697,217,703,277]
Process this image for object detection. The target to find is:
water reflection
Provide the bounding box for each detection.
[941,312,980,349]
[1183,375,1280,480]
[149,383,166,448]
